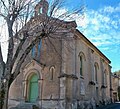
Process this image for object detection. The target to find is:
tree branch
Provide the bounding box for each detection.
[12,32,45,80]
[10,31,28,74]
[0,13,6,19]
[0,0,8,12]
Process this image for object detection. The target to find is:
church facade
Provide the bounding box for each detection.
[8,1,112,109]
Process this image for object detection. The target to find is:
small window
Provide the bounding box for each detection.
[80,56,83,76]
[31,46,35,57]
[31,40,42,58]
[94,64,98,83]
[104,70,107,85]
[38,40,42,56]
[40,8,43,14]
[78,51,86,77]
[94,62,99,83]
[49,66,55,80]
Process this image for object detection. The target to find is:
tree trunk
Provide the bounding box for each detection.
[1,33,44,109]
[1,20,14,109]
[2,81,9,109]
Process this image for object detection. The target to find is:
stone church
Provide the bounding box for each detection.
[8,0,112,109]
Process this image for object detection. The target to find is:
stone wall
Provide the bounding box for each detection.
[8,3,111,108]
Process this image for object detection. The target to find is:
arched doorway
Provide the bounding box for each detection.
[28,74,38,102]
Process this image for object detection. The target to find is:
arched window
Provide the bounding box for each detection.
[31,46,35,57]
[94,62,99,83]
[31,40,42,58]
[80,56,83,76]
[104,70,107,86]
[78,52,86,77]
[49,66,55,80]
[38,40,42,56]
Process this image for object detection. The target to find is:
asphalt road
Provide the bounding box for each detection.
[96,103,120,109]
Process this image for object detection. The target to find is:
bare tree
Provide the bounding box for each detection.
[0,0,84,109]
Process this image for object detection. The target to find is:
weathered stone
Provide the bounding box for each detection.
[8,1,111,109]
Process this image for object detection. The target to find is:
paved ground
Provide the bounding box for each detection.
[96,103,120,109]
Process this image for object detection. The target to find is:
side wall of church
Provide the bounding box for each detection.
[72,33,111,108]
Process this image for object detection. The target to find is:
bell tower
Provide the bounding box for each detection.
[34,0,49,16]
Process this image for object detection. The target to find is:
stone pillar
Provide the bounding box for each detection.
[88,48,94,81]
[59,74,78,109]
[38,79,41,100]
[109,65,112,103]
[59,76,66,109]
[23,80,28,101]
[22,80,25,101]
[38,79,43,107]
[100,58,106,103]
[88,48,95,98]
[59,25,77,109]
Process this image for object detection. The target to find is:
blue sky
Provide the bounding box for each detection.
[54,0,120,72]
[56,0,120,72]
[76,0,120,72]
[0,0,119,72]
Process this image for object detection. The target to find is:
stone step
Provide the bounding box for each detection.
[10,103,40,109]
